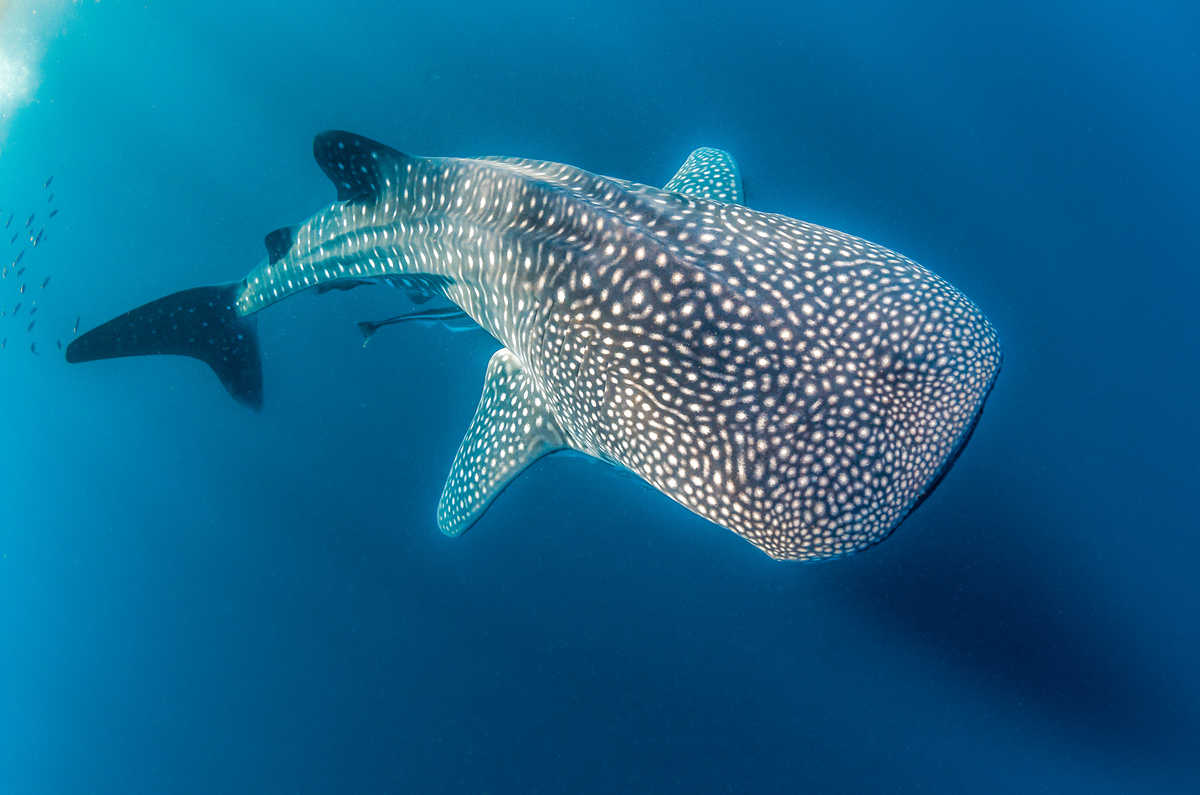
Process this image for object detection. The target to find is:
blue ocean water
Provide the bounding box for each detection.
[1,1,1197,792]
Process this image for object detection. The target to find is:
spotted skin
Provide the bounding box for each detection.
[77,132,1002,561]
[663,147,743,204]
[438,348,567,535]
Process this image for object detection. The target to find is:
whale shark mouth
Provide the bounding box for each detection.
[902,354,1001,524]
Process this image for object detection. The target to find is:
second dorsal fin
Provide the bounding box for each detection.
[312,130,408,202]
[264,226,294,264]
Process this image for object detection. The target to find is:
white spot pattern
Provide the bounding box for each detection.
[232,133,1001,561]
[662,147,744,204]
[437,348,566,535]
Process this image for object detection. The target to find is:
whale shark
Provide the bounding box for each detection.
[67,131,1001,561]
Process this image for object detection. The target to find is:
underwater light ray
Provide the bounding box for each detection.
[0,0,73,132]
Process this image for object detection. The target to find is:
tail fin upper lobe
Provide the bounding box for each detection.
[65,282,263,409]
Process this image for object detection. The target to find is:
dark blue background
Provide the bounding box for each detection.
[2,1,1197,792]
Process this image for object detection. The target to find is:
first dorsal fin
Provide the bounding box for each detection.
[312,130,408,202]
[437,349,566,536]
[264,226,294,264]
[663,147,744,204]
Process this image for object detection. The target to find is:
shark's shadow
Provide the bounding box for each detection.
[839,498,1191,755]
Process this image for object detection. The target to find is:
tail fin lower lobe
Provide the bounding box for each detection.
[65,282,262,409]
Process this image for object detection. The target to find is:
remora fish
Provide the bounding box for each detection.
[358,305,478,346]
[66,132,1001,561]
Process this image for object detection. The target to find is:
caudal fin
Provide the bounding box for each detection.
[65,282,262,409]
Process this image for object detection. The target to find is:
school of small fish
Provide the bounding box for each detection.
[2,176,69,355]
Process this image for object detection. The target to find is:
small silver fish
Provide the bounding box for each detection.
[73,315,79,335]
[29,342,36,355]
[24,213,33,229]
[26,319,35,332]
[40,276,49,289]
[48,209,58,219]
[43,176,53,189]
[31,229,43,247]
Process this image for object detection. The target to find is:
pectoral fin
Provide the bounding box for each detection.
[437,349,566,536]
